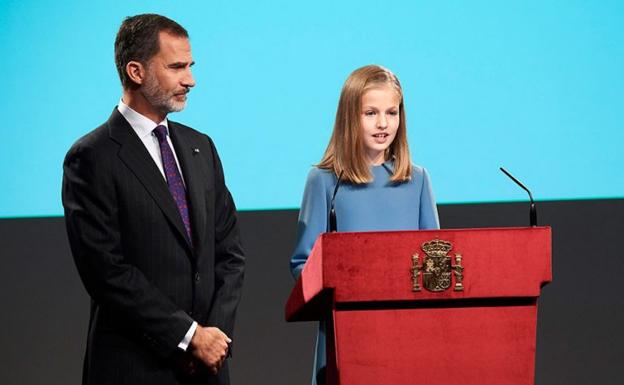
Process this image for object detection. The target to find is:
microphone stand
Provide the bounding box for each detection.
[500,167,537,227]
[328,170,344,232]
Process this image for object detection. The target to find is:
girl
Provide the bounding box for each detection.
[290,65,440,385]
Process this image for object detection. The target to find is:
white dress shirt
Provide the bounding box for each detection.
[117,100,198,351]
[117,101,187,183]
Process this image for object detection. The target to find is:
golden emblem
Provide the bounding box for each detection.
[411,239,464,292]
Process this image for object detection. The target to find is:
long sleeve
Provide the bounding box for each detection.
[290,169,331,280]
[62,143,193,358]
[419,167,440,230]
[206,136,245,337]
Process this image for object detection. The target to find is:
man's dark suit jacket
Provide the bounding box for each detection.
[62,109,245,385]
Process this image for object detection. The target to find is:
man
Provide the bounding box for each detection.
[62,14,245,385]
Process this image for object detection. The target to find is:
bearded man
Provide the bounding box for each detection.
[62,14,245,385]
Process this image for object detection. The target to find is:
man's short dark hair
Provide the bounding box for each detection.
[114,14,188,89]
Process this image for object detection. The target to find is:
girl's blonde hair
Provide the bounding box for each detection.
[317,64,412,183]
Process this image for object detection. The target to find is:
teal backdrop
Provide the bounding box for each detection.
[1,0,622,217]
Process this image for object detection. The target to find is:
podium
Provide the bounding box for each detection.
[285,227,552,385]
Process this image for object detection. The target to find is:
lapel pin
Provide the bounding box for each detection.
[192,148,200,155]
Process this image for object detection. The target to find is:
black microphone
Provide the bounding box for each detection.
[500,167,537,227]
[328,170,344,232]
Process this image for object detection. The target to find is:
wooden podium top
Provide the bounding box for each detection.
[286,227,552,321]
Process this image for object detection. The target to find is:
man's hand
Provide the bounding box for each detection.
[189,326,231,374]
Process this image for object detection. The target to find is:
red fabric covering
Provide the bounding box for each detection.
[285,227,552,385]
[286,227,551,320]
[334,305,538,385]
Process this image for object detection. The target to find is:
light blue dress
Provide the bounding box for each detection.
[290,161,440,385]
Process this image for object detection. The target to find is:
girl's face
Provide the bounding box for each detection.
[359,85,401,165]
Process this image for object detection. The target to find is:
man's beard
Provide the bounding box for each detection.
[142,74,187,115]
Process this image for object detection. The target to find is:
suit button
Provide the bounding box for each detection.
[195,273,201,283]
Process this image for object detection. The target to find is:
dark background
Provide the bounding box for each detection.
[1,199,622,384]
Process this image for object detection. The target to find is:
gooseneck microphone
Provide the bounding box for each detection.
[499,167,537,227]
[328,170,344,232]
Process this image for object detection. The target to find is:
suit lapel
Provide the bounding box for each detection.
[106,109,192,252]
[169,121,207,252]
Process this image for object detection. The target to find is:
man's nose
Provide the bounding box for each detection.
[182,70,196,88]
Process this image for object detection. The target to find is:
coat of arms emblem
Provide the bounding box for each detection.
[411,239,464,292]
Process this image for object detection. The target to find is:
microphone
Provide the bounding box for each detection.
[328,170,344,232]
[499,167,537,227]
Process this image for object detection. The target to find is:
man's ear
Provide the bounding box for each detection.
[126,61,146,85]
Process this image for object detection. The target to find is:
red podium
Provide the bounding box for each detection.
[285,227,552,385]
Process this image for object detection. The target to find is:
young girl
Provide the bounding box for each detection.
[290,65,440,385]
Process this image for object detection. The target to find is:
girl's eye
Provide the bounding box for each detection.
[388,110,399,116]
[364,111,376,116]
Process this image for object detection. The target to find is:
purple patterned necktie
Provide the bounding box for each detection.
[153,125,192,244]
